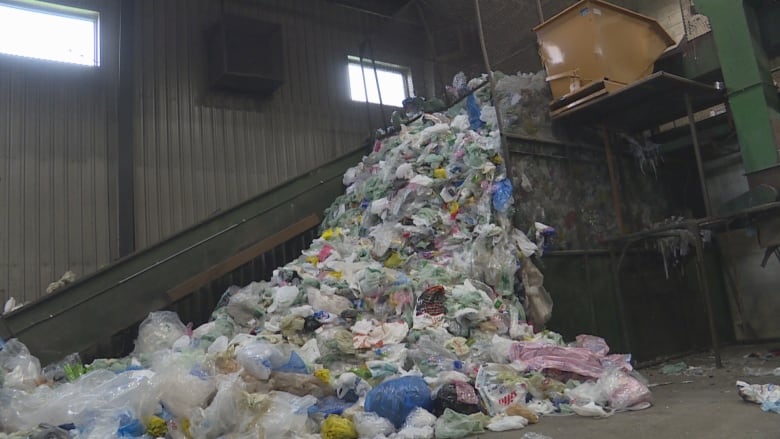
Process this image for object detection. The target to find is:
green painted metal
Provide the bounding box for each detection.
[698,0,780,174]
[0,145,369,364]
[758,2,780,58]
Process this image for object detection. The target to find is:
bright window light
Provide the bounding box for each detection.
[348,58,411,107]
[0,1,99,66]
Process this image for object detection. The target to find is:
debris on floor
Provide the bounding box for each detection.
[736,381,780,414]
[0,74,649,439]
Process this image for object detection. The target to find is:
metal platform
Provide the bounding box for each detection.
[551,72,725,132]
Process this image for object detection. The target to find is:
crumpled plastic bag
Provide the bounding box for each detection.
[321,414,358,439]
[262,391,318,438]
[354,411,395,438]
[599,368,652,410]
[390,407,436,439]
[571,400,614,417]
[737,381,780,413]
[336,372,372,402]
[134,311,188,354]
[433,381,481,416]
[486,414,529,431]
[0,339,42,390]
[0,369,159,432]
[236,339,287,380]
[575,334,610,356]
[364,376,433,428]
[475,363,527,415]
[42,353,86,384]
[434,408,485,439]
[521,260,553,326]
[154,367,217,419]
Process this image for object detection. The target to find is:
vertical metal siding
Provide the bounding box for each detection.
[0,0,427,306]
[131,0,401,250]
[0,0,117,305]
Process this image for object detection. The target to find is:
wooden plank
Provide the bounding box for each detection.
[166,213,320,302]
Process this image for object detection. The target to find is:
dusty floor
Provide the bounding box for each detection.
[481,344,780,439]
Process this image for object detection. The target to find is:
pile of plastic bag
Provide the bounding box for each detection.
[0,75,652,439]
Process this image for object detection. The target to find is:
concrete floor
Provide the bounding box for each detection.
[480,344,780,439]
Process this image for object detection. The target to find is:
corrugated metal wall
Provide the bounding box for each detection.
[132,0,427,249]
[0,0,429,305]
[0,1,119,305]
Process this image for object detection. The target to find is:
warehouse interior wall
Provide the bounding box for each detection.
[0,0,436,305]
[129,0,432,250]
[0,0,120,306]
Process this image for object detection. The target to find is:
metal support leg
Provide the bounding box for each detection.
[609,246,632,353]
[602,126,626,234]
[760,246,780,267]
[689,224,723,368]
[685,92,713,217]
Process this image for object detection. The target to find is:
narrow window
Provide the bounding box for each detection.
[0,0,99,66]
[348,56,412,107]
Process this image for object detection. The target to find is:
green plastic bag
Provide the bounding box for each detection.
[434,408,485,439]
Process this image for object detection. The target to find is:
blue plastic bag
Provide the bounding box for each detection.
[364,375,433,428]
[466,94,485,131]
[275,351,308,374]
[491,179,513,213]
[308,395,355,418]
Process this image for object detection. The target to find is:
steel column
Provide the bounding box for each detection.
[698,0,780,179]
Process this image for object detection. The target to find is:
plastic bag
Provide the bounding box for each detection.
[134,311,187,354]
[262,391,318,438]
[322,415,358,439]
[353,412,395,438]
[265,371,335,398]
[0,369,159,432]
[433,381,481,416]
[155,368,216,419]
[522,433,554,439]
[492,179,513,213]
[42,353,86,383]
[509,342,604,378]
[268,285,300,313]
[236,340,287,380]
[308,395,355,420]
[737,381,780,413]
[189,374,248,439]
[364,376,433,428]
[434,408,484,439]
[335,372,372,402]
[466,94,485,131]
[520,261,553,326]
[505,403,539,424]
[475,364,527,416]
[571,400,614,417]
[0,339,42,390]
[486,414,528,431]
[599,369,652,410]
[574,335,610,356]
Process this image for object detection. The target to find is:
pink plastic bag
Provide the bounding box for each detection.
[574,335,609,356]
[509,342,605,378]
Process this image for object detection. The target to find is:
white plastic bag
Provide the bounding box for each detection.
[134,311,187,354]
[268,285,299,313]
[0,339,42,390]
[354,411,395,438]
[486,415,529,431]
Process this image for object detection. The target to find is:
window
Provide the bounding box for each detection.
[348,56,412,107]
[0,0,99,66]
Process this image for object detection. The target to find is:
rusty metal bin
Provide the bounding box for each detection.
[533,0,675,100]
